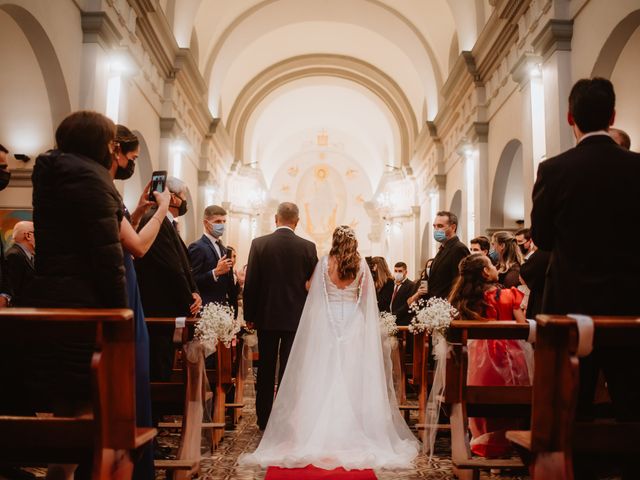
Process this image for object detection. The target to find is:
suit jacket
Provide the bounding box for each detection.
[520,249,550,318]
[428,236,469,300]
[531,134,640,315]
[388,279,415,326]
[243,228,318,331]
[5,243,35,306]
[134,210,198,317]
[188,235,237,315]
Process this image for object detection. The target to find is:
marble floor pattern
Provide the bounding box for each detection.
[156,379,530,480]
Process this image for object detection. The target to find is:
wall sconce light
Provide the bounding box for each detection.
[13,154,30,163]
[529,63,542,78]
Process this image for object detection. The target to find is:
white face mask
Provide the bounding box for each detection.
[394,272,405,282]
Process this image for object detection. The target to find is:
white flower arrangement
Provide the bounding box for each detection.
[195,302,243,353]
[408,297,459,335]
[379,311,399,337]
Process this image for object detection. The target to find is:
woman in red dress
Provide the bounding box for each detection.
[449,254,532,457]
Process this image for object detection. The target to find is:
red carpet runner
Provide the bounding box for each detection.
[265,466,377,479]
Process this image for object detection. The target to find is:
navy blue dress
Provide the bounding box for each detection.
[124,250,154,479]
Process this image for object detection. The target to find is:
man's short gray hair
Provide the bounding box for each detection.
[276,202,299,224]
[166,176,187,195]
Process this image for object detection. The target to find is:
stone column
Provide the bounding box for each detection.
[533,19,574,158]
[80,12,122,112]
[511,53,545,223]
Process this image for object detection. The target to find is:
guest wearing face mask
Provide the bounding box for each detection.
[134,176,201,381]
[370,256,395,313]
[427,211,470,300]
[514,228,535,261]
[188,205,236,313]
[388,262,415,326]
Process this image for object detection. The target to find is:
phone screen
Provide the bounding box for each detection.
[149,171,167,201]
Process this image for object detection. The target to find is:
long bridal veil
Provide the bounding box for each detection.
[240,257,419,470]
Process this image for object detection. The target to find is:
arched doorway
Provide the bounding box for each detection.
[0,5,71,159]
[593,10,640,150]
[490,140,524,229]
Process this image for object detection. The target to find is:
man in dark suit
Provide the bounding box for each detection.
[188,204,236,312]
[531,78,640,478]
[5,221,35,306]
[428,211,469,300]
[243,202,318,430]
[388,262,415,326]
[135,176,202,381]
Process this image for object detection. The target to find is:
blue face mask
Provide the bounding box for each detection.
[433,229,447,243]
[488,249,499,263]
[209,222,225,238]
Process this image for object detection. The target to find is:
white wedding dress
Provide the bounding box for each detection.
[240,256,419,470]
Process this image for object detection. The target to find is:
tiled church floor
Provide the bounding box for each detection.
[157,381,530,480]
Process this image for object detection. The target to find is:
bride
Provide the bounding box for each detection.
[241,225,419,470]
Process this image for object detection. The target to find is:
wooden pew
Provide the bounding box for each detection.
[0,308,156,479]
[394,327,430,425]
[444,320,532,480]
[506,315,640,479]
[146,317,233,476]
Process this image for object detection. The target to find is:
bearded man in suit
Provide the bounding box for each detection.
[243,202,318,430]
[427,211,469,300]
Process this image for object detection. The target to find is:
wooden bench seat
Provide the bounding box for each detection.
[444,320,532,480]
[0,308,156,478]
[507,315,640,479]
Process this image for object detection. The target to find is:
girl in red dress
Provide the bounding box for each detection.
[449,254,532,457]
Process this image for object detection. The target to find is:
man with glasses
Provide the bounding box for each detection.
[5,221,35,306]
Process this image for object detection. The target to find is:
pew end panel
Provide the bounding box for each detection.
[0,308,156,476]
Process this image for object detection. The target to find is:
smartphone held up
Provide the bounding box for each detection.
[149,170,167,201]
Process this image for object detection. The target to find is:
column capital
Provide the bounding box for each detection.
[159,117,183,138]
[532,19,573,61]
[467,122,489,143]
[510,53,543,89]
[198,170,212,185]
[433,174,447,190]
[81,11,122,49]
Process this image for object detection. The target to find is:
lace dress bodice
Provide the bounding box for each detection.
[322,257,363,337]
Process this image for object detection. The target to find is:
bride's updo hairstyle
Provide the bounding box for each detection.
[329,225,361,281]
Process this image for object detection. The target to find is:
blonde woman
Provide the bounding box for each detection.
[241,225,418,471]
[491,231,523,288]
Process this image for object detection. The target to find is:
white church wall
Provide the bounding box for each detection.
[610,25,640,151]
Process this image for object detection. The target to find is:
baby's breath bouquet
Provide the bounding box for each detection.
[379,311,399,337]
[195,302,242,356]
[408,297,458,336]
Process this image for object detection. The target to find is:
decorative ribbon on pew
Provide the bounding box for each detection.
[423,332,449,461]
[173,316,187,343]
[526,319,536,343]
[175,340,214,479]
[567,314,595,357]
[384,335,403,403]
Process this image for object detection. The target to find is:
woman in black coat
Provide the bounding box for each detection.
[28,112,127,417]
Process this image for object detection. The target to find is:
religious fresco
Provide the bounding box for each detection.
[296,164,347,254]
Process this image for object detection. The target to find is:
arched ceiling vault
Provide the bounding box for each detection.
[196,0,450,122]
[228,54,416,171]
